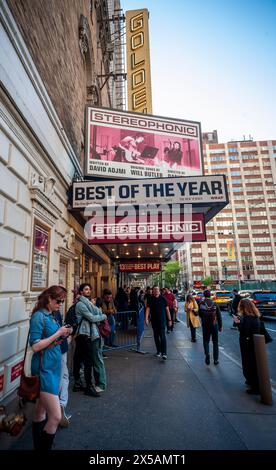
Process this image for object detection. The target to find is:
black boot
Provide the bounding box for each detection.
[32,419,46,450]
[40,430,55,450]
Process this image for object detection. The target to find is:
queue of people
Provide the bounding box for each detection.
[27,283,270,451]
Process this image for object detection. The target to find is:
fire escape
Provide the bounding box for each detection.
[96,0,127,110]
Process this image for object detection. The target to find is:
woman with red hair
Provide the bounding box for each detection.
[30,285,71,450]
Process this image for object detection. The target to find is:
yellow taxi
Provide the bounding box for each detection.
[212,291,233,310]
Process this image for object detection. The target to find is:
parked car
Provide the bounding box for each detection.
[238,290,255,298]
[176,291,186,302]
[249,291,276,318]
[213,291,233,310]
[194,291,204,304]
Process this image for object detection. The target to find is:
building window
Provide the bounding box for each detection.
[31,221,50,290]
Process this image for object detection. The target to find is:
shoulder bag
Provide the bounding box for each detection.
[18,315,46,402]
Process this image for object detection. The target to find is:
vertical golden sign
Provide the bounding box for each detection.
[125,9,152,114]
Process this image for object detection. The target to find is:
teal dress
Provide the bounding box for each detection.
[30,309,62,395]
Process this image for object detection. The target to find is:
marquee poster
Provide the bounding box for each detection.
[86,107,203,179]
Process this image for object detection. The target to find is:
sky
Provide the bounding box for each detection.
[121,0,276,142]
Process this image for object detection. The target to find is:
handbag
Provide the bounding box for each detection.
[18,371,40,403]
[18,316,45,403]
[98,319,111,338]
[260,320,273,344]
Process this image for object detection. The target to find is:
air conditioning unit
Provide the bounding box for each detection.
[106,42,114,53]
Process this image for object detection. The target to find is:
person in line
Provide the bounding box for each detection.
[185,294,200,342]
[173,289,180,322]
[163,287,176,333]
[198,290,223,365]
[129,287,140,327]
[230,289,242,329]
[101,289,118,348]
[30,285,71,450]
[143,286,152,310]
[115,287,129,331]
[53,309,73,428]
[115,287,129,312]
[74,283,107,396]
[233,298,261,394]
[145,285,172,360]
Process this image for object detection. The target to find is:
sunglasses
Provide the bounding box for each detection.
[56,299,65,304]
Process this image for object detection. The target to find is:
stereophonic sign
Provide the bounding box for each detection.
[72,175,227,208]
[119,262,161,273]
[85,107,203,178]
[125,9,152,114]
[86,213,206,244]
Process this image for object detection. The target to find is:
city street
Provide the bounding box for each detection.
[177,301,276,389]
[12,302,276,452]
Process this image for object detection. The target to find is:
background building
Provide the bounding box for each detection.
[0,0,121,403]
[188,138,276,287]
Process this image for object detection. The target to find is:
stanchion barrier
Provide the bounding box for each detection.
[103,310,140,352]
[253,334,273,406]
[136,307,145,352]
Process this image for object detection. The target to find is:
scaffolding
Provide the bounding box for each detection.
[107,0,126,110]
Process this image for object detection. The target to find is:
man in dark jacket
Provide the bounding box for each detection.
[199,290,223,365]
[230,289,242,329]
[145,286,172,360]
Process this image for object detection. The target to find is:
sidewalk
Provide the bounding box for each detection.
[13,320,276,450]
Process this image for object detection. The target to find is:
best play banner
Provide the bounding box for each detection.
[85,107,203,179]
[119,261,161,272]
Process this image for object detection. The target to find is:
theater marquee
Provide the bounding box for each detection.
[85,107,203,178]
[85,213,206,244]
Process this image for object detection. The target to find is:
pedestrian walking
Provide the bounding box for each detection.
[185,294,200,342]
[30,285,71,450]
[73,284,107,396]
[145,286,172,360]
[163,287,176,332]
[198,289,223,365]
[233,298,261,394]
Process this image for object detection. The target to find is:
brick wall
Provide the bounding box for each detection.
[7,0,111,162]
[0,127,32,398]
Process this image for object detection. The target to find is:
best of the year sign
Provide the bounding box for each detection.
[72,175,227,208]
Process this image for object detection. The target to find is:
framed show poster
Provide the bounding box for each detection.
[58,259,68,314]
[31,221,50,291]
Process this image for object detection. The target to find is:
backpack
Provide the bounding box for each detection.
[200,300,217,325]
[65,303,80,335]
